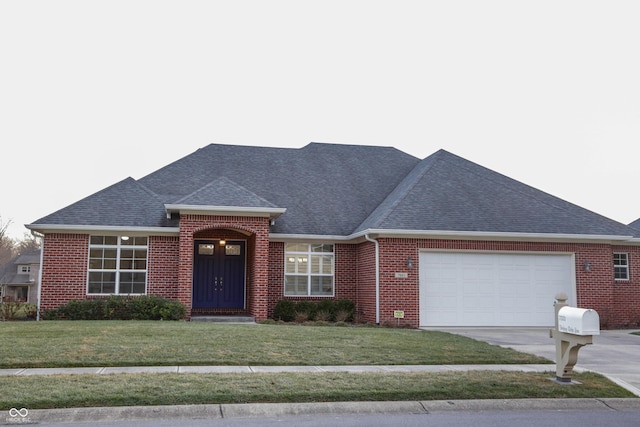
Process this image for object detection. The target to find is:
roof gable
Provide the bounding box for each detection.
[32,177,176,228]
[175,177,278,208]
[357,149,635,237]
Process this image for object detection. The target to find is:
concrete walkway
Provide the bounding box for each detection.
[0,363,556,377]
[434,328,640,397]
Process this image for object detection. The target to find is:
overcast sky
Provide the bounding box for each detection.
[1,1,639,239]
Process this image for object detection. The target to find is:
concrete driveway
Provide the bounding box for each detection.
[432,328,640,396]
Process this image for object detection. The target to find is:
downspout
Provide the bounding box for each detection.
[35,233,44,321]
[364,234,380,324]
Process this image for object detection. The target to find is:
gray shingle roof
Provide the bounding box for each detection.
[357,149,635,236]
[33,177,177,228]
[30,143,637,238]
[175,177,278,208]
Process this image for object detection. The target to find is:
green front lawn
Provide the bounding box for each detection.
[0,321,549,368]
[0,321,635,410]
[1,371,633,410]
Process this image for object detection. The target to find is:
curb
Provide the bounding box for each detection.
[17,398,640,424]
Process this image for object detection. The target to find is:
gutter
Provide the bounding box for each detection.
[364,234,380,324]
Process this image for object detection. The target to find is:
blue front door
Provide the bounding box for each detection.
[193,240,246,309]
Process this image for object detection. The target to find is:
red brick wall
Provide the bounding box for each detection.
[372,238,639,328]
[266,243,358,318]
[39,229,639,328]
[177,214,271,320]
[356,241,377,324]
[147,235,180,300]
[40,234,89,311]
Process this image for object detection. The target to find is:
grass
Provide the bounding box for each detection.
[0,321,635,409]
[0,371,634,410]
[0,321,550,368]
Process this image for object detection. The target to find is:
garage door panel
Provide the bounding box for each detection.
[420,252,575,327]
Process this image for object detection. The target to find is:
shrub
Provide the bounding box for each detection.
[335,300,355,322]
[1,301,20,321]
[315,310,332,322]
[23,304,38,320]
[295,301,317,321]
[294,311,309,324]
[104,296,131,320]
[316,299,336,321]
[271,299,357,324]
[64,299,105,320]
[273,300,296,322]
[41,296,186,321]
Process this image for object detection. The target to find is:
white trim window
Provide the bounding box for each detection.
[284,243,334,296]
[614,253,629,281]
[88,236,148,294]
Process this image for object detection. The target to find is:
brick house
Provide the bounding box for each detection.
[27,143,640,328]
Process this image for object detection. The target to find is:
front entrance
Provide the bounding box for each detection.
[192,240,246,309]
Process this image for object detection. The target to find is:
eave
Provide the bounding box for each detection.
[164,204,286,219]
[24,224,181,236]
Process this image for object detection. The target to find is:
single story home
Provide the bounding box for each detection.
[27,143,640,328]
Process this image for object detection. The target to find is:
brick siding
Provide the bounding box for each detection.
[39,229,639,328]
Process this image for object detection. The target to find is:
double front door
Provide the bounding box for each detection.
[192,240,246,309]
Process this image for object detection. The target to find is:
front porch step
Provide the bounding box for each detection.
[190,315,256,323]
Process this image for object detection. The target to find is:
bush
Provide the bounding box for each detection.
[335,300,355,322]
[295,301,317,321]
[271,299,356,324]
[23,304,38,320]
[1,301,20,321]
[273,300,296,322]
[42,296,186,321]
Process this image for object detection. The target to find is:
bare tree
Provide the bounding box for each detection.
[0,216,15,267]
[0,217,41,268]
[15,232,41,253]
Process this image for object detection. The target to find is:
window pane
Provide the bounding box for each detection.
[285,243,308,252]
[285,257,296,274]
[311,244,333,253]
[296,256,308,274]
[134,259,147,270]
[198,244,215,255]
[119,272,146,294]
[134,237,148,245]
[285,276,308,295]
[88,271,116,294]
[104,236,118,245]
[90,236,104,245]
[310,276,333,296]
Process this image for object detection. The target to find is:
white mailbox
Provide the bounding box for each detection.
[558,306,600,336]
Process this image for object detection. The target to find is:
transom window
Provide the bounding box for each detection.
[284,243,334,296]
[88,236,148,294]
[614,253,629,281]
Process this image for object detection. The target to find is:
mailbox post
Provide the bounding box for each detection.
[550,292,599,383]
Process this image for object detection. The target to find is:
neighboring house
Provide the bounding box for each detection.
[0,249,41,304]
[26,143,640,328]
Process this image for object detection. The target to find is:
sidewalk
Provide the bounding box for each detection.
[0,363,556,376]
[18,398,640,425]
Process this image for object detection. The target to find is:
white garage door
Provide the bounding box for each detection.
[419,252,575,327]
